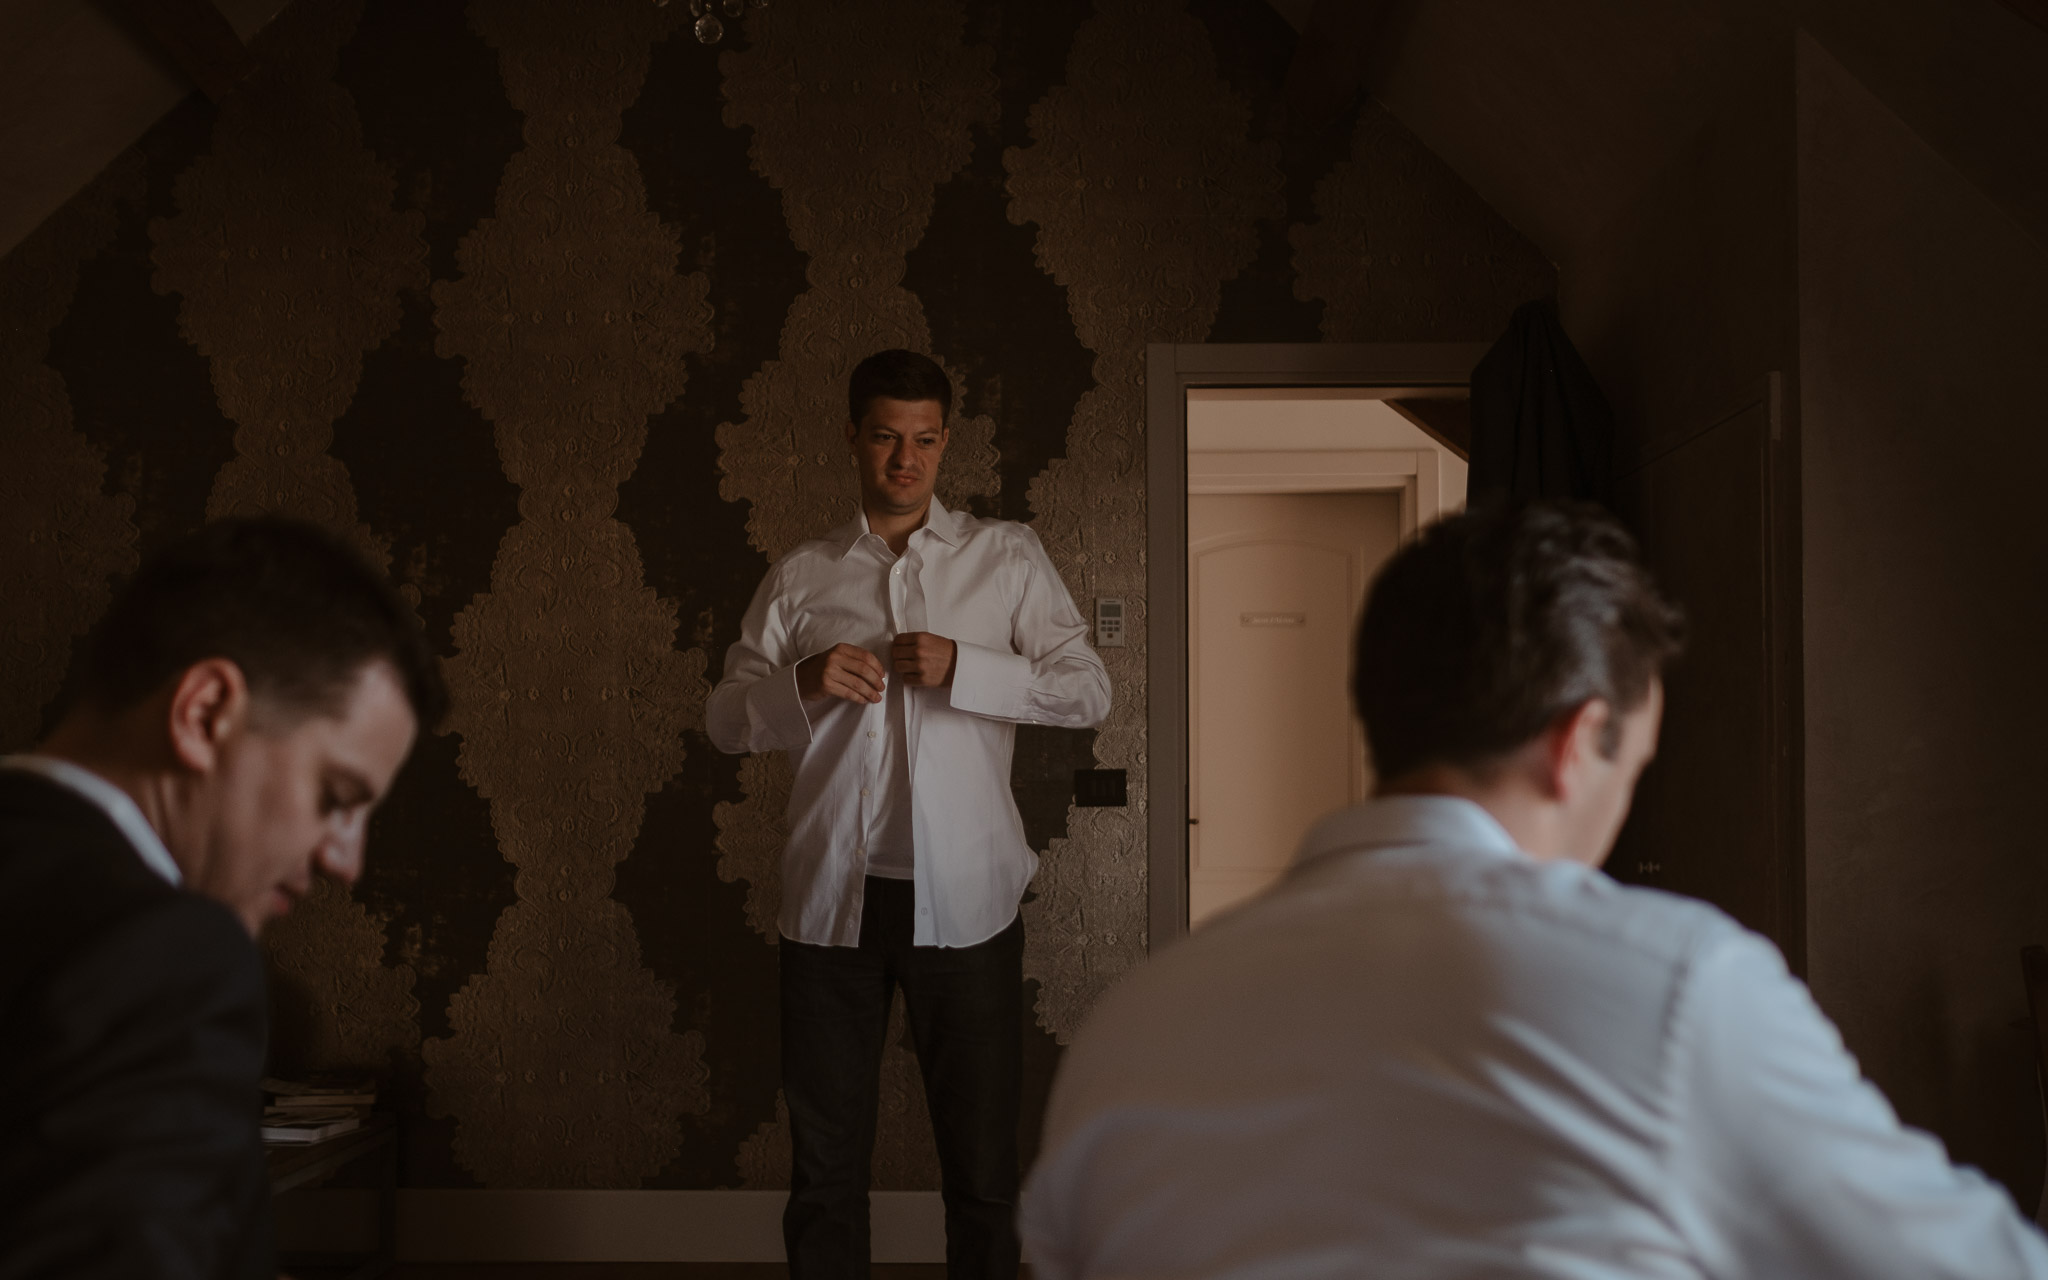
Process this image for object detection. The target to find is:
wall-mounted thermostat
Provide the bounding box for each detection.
[1095,597,1126,648]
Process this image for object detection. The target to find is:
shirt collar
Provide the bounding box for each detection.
[831,497,964,559]
[1295,794,1523,867]
[919,498,966,546]
[0,754,183,886]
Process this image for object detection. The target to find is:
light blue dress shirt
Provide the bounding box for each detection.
[1021,795,2048,1278]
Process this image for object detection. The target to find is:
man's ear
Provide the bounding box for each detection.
[1538,699,1611,800]
[845,419,860,447]
[166,658,249,775]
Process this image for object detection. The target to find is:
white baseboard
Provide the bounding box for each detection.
[391,1189,946,1263]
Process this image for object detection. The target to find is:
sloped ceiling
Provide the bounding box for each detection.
[0,0,286,258]
[6,1,2045,271]
[1277,0,2048,268]
[1369,0,1738,267]
[0,0,1738,268]
[1800,0,2048,243]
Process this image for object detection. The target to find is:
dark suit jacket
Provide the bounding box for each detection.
[0,770,273,1280]
[1468,296,1617,509]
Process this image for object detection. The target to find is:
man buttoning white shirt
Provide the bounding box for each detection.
[1021,501,2048,1280]
[707,349,1110,1280]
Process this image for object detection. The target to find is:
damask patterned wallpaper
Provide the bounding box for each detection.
[0,0,1550,1190]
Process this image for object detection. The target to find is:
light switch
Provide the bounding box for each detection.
[1094,597,1126,648]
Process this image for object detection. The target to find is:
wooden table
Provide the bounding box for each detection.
[268,1112,396,1280]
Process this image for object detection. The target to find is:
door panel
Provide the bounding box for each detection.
[1188,491,1402,925]
[1611,405,1783,942]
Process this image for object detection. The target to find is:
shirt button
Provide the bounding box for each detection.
[860,788,870,797]
[919,908,929,916]
[856,846,865,856]
[867,730,876,739]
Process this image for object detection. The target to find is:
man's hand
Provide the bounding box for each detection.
[891,632,956,688]
[796,644,887,704]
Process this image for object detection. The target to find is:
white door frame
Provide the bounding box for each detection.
[1145,343,1486,949]
[1187,448,1443,535]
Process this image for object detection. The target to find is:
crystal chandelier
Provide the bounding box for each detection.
[654,0,768,44]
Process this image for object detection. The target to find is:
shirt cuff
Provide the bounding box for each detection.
[746,662,815,748]
[948,641,1032,720]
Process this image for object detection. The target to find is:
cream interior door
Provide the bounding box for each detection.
[1188,491,1402,926]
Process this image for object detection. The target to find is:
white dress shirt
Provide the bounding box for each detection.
[1021,795,2048,1279]
[706,500,1110,948]
[0,754,182,886]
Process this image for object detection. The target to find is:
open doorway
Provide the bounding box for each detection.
[1144,344,1486,943]
[1186,390,1470,924]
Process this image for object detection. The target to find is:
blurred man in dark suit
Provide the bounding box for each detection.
[0,518,445,1280]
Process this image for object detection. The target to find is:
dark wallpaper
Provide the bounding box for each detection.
[0,0,1550,1191]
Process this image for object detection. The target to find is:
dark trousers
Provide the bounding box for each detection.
[780,877,1023,1279]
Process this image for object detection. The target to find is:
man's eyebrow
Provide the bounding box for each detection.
[325,768,375,805]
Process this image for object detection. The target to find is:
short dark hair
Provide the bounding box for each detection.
[848,349,952,426]
[1354,501,1684,779]
[75,518,448,730]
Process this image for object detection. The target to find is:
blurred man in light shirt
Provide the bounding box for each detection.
[1022,500,2048,1280]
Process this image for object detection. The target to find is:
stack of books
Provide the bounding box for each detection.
[260,1074,377,1145]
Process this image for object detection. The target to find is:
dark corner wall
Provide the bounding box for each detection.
[0,0,1548,1193]
[1565,0,2048,1204]
[1796,26,2048,1206]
